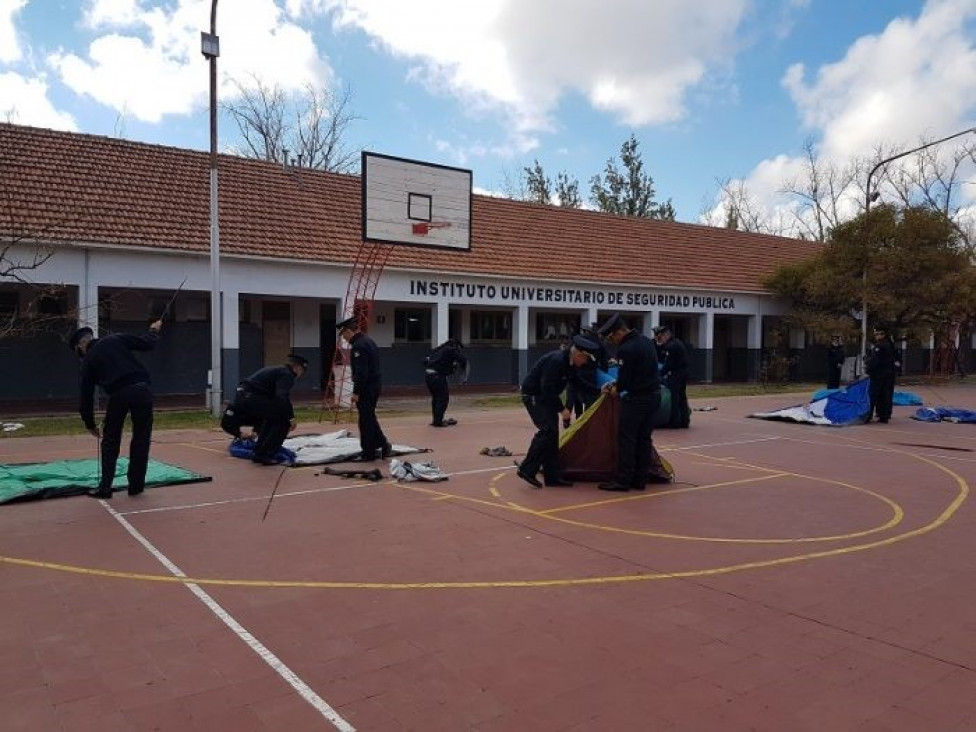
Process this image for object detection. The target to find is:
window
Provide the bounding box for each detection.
[535,312,579,342]
[394,308,431,342]
[36,289,68,316]
[470,311,511,342]
[0,290,18,318]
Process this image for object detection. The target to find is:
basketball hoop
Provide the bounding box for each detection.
[411,221,451,236]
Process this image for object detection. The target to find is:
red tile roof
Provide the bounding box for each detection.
[0,123,821,293]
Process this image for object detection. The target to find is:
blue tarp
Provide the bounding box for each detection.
[811,387,922,405]
[751,378,871,426]
[912,407,976,423]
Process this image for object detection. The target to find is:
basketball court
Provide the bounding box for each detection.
[3,383,976,730]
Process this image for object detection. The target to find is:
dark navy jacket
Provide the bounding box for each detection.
[615,330,661,397]
[349,332,382,395]
[521,349,583,411]
[79,330,157,429]
[425,344,468,377]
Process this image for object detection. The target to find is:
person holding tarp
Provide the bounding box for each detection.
[865,325,896,424]
[597,313,662,492]
[654,325,690,428]
[516,335,601,488]
[221,353,308,464]
[70,319,162,498]
[424,338,468,427]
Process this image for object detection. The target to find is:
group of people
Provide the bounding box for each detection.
[68,309,697,499]
[516,313,678,493]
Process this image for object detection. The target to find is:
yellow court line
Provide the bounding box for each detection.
[540,473,788,514]
[502,470,904,543]
[0,444,966,590]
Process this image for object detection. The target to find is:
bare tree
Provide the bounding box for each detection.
[222,75,360,173]
[779,140,859,242]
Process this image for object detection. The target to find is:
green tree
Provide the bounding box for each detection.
[763,205,976,342]
[522,160,582,208]
[589,134,675,220]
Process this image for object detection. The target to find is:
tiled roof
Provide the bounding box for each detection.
[0,123,821,293]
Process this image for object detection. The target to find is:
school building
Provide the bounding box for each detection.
[0,122,880,406]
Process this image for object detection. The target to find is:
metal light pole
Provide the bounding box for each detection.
[201,2,221,417]
[859,125,976,374]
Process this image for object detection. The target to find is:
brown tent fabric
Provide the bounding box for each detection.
[557,392,674,483]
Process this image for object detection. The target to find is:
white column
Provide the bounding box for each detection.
[514,304,529,350]
[700,312,715,350]
[584,307,599,331]
[434,300,450,345]
[221,291,239,349]
[747,314,762,349]
[642,311,660,337]
[79,250,99,333]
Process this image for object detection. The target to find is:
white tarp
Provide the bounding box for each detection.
[284,430,425,466]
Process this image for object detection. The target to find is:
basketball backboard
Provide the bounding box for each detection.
[362,152,472,250]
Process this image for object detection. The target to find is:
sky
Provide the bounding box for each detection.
[2,0,975,226]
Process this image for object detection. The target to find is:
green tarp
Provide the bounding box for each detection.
[0,458,211,504]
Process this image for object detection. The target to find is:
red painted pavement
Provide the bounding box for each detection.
[2,383,976,730]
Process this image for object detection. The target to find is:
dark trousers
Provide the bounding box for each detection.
[99,382,153,491]
[356,388,389,457]
[425,373,450,424]
[869,375,895,422]
[232,392,291,459]
[617,391,661,489]
[827,365,841,390]
[521,396,560,482]
[665,374,690,428]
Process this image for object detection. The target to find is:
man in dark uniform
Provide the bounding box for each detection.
[826,334,845,390]
[865,325,896,423]
[598,313,662,492]
[654,325,690,428]
[221,353,308,464]
[424,338,468,427]
[517,335,599,488]
[70,319,162,499]
[338,316,391,461]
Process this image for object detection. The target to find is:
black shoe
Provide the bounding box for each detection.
[381,443,394,458]
[430,422,446,427]
[252,455,280,466]
[127,486,145,496]
[516,469,543,488]
[544,478,574,487]
[87,487,113,499]
[879,418,889,424]
[443,418,458,426]
[352,451,377,462]
[598,482,630,492]
[631,484,646,492]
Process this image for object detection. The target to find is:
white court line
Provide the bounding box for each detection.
[101,501,355,732]
[120,463,519,516]
[662,436,783,451]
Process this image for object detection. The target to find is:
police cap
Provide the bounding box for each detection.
[336,316,358,332]
[287,352,309,369]
[597,313,625,338]
[571,335,600,354]
[652,325,671,336]
[68,326,94,351]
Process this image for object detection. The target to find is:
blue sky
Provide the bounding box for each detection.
[2,0,975,225]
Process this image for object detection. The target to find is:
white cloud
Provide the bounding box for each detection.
[707,0,976,233]
[0,0,27,64]
[48,0,333,123]
[324,0,749,131]
[0,71,77,129]
[783,0,976,161]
